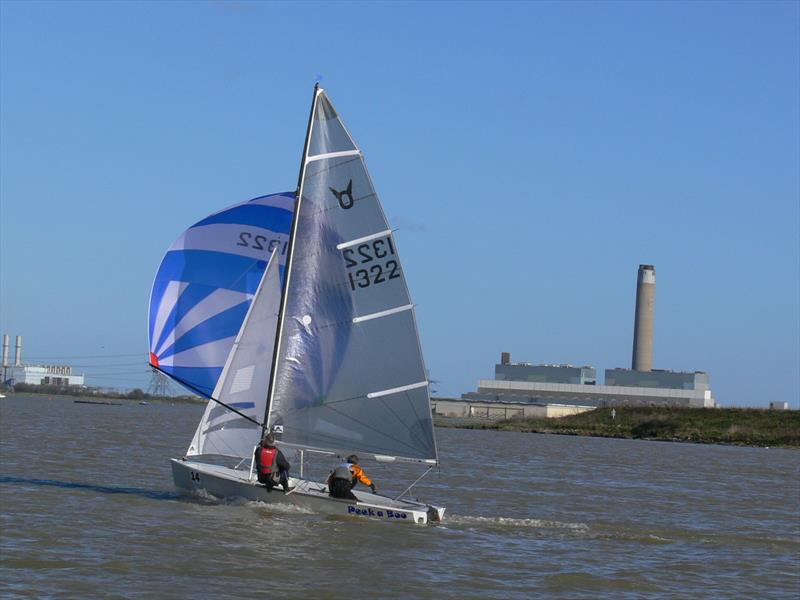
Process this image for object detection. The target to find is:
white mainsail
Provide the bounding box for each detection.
[266,87,438,464]
[187,249,281,459]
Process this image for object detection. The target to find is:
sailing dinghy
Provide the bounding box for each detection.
[149,85,444,524]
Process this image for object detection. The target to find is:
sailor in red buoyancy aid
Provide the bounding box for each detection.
[254,433,291,492]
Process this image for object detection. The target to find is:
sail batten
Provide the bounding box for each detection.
[367,381,429,399]
[352,304,414,324]
[307,149,361,162]
[336,229,394,250]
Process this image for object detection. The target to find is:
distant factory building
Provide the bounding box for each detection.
[2,334,85,387]
[457,264,716,413]
[604,368,710,391]
[464,375,715,408]
[433,396,595,420]
[496,359,596,386]
[4,364,85,387]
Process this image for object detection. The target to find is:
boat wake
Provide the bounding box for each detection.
[249,501,316,516]
[444,514,590,532]
[443,516,683,544]
[183,487,315,515]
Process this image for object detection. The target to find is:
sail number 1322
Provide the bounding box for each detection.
[342,237,400,291]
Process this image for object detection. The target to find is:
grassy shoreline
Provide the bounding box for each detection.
[435,406,800,448]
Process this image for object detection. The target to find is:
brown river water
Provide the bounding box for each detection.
[1,393,798,599]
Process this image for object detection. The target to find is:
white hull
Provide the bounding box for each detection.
[171,458,445,525]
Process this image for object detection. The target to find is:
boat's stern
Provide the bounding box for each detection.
[427,504,446,523]
[348,490,445,525]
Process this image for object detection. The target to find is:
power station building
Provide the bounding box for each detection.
[453,264,716,415]
[1,334,85,387]
[460,358,714,409]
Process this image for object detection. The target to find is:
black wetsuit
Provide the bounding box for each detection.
[329,477,358,500]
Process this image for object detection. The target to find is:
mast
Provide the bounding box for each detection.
[262,83,321,434]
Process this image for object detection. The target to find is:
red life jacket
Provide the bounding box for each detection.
[258,447,277,475]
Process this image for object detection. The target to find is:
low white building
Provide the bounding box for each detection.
[467,378,716,408]
[769,402,790,411]
[432,398,594,420]
[467,353,717,409]
[5,364,85,386]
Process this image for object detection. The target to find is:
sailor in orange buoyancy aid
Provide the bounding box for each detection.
[254,433,291,492]
[327,454,376,500]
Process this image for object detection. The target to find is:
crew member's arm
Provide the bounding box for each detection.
[276,450,291,472]
[351,465,373,487]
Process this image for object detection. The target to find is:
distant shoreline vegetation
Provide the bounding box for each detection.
[434,406,800,448]
[8,383,204,404]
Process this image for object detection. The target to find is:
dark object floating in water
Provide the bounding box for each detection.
[74,400,121,406]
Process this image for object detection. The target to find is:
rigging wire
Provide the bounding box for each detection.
[51,361,143,367]
[22,353,144,359]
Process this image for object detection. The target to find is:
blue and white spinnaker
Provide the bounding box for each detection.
[148,192,294,398]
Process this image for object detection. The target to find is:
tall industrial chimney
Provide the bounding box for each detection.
[632,265,655,372]
[1,334,8,367]
[14,335,22,366]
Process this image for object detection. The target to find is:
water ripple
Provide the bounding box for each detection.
[1,394,798,599]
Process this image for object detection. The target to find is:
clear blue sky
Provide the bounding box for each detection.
[1,1,798,407]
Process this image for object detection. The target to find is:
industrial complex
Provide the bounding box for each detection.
[1,334,85,387]
[4,265,715,413]
[435,264,716,420]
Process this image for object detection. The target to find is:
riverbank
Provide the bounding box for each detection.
[6,385,204,404]
[435,406,800,447]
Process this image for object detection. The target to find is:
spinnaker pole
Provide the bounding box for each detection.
[149,365,263,427]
